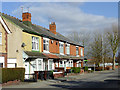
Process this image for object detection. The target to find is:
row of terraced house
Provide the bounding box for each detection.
[0,12,84,79]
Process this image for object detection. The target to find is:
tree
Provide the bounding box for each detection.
[67,31,91,57]
[88,33,103,67]
[106,24,119,70]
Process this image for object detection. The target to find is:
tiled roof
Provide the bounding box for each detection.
[1,13,84,47]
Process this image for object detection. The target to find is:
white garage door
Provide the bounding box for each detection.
[0,57,5,68]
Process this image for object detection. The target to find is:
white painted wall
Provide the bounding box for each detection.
[7,58,16,68]
[0,57,5,68]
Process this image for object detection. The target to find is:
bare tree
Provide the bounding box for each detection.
[106,24,119,70]
[88,33,103,67]
[67,31,91,58]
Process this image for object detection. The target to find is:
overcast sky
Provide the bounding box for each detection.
[1,2,118,34]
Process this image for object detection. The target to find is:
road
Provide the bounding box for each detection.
[2,69,120,89]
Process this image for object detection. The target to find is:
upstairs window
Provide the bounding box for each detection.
[43,38,49,52]
[32,36,39,51]
[59,42,64,54]
[0,33,2,45]
[81,48,83,56]
[76,47,79,56]
[66,44,70,55]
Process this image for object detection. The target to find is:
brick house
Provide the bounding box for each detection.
[1,12,84,79]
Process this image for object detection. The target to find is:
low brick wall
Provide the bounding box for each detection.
[1,80,20,86]
[53,73,64,78]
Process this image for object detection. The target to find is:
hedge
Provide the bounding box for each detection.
[0,68,25,83]
[71,67,81,73]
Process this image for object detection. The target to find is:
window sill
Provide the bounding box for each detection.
[60,53,64,55]
[43,50,50,53]
[76,55,79,57]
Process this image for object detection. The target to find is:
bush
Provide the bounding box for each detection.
[0,68,25,83]
[84,66,88,71]
[71,67,81,73]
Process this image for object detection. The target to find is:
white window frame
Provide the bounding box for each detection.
[76,46,79,57]
[59,41,64,55]
[81,48,83,56]
[0,32,2,45]
[32,36,39,51]
[66,43,70,55]
[43,37,50,53]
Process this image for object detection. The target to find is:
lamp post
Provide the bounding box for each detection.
[84,58,88,71]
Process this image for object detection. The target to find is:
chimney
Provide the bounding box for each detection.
[22,12,31,22]
[49,22,56,34]
[22,12,32,26]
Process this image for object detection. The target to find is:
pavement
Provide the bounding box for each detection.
[2,69,120,89]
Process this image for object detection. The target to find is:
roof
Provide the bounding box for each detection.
[25,51,83,60]
[1,13,84,47]
[0,15,11,34]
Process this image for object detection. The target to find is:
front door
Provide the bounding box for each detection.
[25,62,30,79]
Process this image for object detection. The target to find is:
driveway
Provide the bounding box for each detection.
[2,69,120,89]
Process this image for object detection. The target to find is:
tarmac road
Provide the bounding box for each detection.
[2,69,120,89]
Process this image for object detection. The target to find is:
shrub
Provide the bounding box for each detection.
[84,66,88,71]
[0,68,25,83]
[71,67,81,73]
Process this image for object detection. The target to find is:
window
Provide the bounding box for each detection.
[76,47,79,56]
[81,48,83,56]
[66,44,70,54]
[59,42,64,54]
[32,36,39,51]
[0,33,2,45]
[49,60,53,70]
[43,38,49,52]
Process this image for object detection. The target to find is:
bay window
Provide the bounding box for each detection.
[59,61,63,67]
[32,36,39,51]
[49,59,53,70]
[0,32,2,45]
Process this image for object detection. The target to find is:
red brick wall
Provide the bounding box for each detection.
[78,47,81,57]
[78,47,84,57]
[70,44,76,56]
[41,37,43,52]
[73,61,77,67]
[49,39,59,54]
